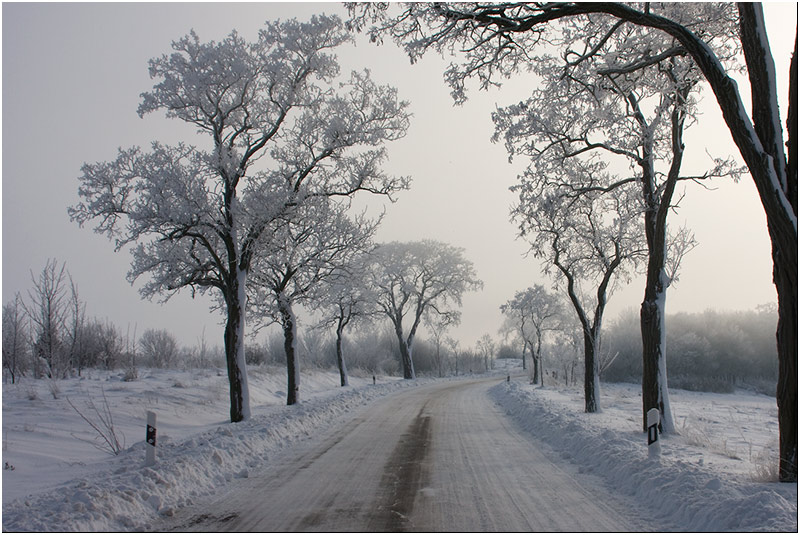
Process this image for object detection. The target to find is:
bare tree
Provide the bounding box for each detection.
[313,254,378,387]
[3,294,29,383]
[349,0,798,482]
[446,336,461,377]
[139,329,179,368]
[501,285,563,386]
[250,199,379,404]
[516,182,646,412]
[66,277,87,376]
[69,15,410,422]
[491,16,731,432]
[367,240,483,379]
[427,315,455,377]
[23,259,71,378]
[477,333,496,373]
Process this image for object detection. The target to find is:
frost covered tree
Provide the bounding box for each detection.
[23,259,73,379]
[312,254,377,387]
[367,240,483,379]
[139,329,179,368]
[477,333,496,373]
[349,0,797,482]
[69,15,410,422]
[491,11,734,433]
[427,314,455,377]
[249,199,379,405]
[516,179,645,412]
[500,285,563,386]
[3,294,29,384]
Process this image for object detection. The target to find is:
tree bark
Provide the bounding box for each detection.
[335,318,349,387]
[278,293,300,405]
[224,270,251,422]
[583,328,600,413]
[396,330,416,379]
[738,4,798,482]
[530,337,540,385]
[536,331,544,387]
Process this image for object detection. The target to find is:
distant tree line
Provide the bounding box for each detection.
[3,257,490,385]
[245,326,493,378]
[2,259,225,383]
[603,306,778,394]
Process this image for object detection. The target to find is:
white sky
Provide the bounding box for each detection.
[2,2,795,351]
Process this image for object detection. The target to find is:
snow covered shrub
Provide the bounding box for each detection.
[66,387,125,456]
[751,441,781,482]
[139,329,178,368]
[122,367,138,382]
[47,378,61,399]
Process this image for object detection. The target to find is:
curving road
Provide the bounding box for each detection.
[164,377,644,532]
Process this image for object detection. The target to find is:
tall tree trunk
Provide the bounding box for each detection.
[278,293,300,405]
[777,30,798,483]
[738,4,798,482]
[536,331,544,387]
[521,340,527,371]
[583,328,600,413]
[391,318,416,379]
[629,82,685,436]
[335,318,349,387]
[640,203,677,434]
[397,334,416,379]
[775,255,798,481]
[224,269,251,422]
[640,270,675,433]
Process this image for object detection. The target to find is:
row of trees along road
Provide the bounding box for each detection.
[69,15,412,422]
[66,14,484,413]
[348,3,797,481]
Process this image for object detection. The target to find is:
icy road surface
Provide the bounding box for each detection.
[163,377,645,532]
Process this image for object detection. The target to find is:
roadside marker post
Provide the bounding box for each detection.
[647,408,661,459]
[145,411,157,467]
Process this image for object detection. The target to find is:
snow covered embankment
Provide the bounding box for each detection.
[489,381,797,532]
[2,379,421,532]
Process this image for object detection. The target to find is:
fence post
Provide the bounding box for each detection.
[647,408,661,459]
[145,411,157,467]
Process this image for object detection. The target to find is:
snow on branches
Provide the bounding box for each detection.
[69,14,410,422]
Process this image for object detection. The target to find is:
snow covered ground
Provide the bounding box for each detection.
[2,366,418,531]
[490,379,797,532]
[2,362,797,531]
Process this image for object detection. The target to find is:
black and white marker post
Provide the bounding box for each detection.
[647,408,661,459]
[145,411,157,467]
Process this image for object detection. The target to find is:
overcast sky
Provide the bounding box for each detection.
[2,2,795,352]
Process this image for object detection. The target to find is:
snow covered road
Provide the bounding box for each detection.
[162,377,644,532]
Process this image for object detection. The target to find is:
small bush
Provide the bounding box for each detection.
[67,387,125,456]
[122,367,138,382]
[751,442,781,482]
[47,379,61,399]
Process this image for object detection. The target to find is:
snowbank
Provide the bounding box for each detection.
[489,380,797,532]
[2,370,424,532]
